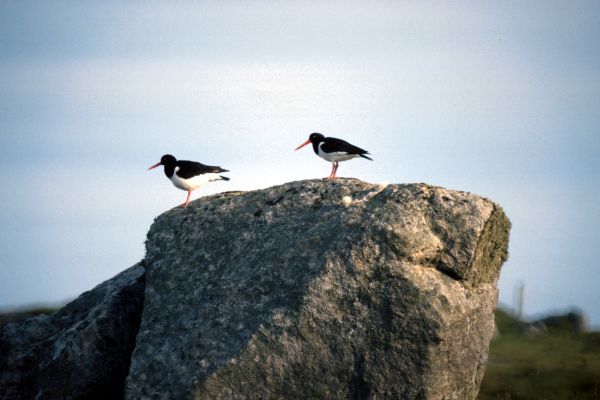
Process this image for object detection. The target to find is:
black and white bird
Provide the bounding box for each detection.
[295,133,372,179]
[148,154,229,208]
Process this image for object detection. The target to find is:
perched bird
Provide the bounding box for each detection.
[148,154,229,208]
[295,133,372,179]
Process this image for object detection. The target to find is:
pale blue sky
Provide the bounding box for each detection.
[1,1,599,325]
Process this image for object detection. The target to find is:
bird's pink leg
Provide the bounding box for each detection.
[332,162,339,179]
[328,163,335,179]
[180,190,192,208]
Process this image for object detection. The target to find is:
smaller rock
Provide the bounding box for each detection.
[0,262,145,400]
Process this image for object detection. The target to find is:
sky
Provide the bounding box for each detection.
[1,1,599,326]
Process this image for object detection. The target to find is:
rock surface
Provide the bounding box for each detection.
[0,179,510,400]
[124,179,510,399]
[0,262,145,400]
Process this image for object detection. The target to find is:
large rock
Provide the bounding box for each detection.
[0,262,145,399]
[125,179,510,399]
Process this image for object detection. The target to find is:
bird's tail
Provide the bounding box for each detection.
[220,175,230,181]
[360,153,373,161]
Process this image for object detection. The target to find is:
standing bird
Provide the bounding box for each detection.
[295,133,372,179]
[148,154,229,208]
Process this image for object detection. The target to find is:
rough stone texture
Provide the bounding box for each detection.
[125,179,510,400]
[0,262,145,400]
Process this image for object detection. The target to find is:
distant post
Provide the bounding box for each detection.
[515,281,525,320]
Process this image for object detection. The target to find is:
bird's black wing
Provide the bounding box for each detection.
[321,137,371,157]
[176,160,229,179]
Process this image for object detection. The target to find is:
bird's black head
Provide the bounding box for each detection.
[149,154,177,171]
[160,154,177,166]
[308,132,325,143]
[295,132,325,151]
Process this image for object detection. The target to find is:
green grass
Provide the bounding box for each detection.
[479,311,600,400]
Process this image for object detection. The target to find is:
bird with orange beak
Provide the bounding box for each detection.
[295,133,372,179]
[148,154,229,208]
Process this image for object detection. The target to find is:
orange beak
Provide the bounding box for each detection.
[295,139,311,151]
[148,162,161,170]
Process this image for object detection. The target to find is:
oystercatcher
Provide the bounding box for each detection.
[295,133,372,179]
[148,154,230,208]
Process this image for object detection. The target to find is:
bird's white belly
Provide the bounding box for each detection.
[170,171,221,191]
[317,146,358,162]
